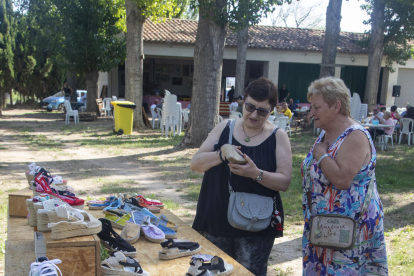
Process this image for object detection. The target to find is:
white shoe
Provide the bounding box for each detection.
[29,257,62,276]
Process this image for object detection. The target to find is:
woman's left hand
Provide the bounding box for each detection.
[228,153,259,179]
[313,141,329,161]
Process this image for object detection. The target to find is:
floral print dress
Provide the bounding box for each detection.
[301,125,388,275]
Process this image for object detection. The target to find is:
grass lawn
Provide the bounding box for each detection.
[0,113,413,274]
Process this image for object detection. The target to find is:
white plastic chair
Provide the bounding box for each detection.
[399,118,414,145]
[162,94,179,137]
[101,98,112,117]
[150,105,160,129]
[165,90,171,95]
[380,121,396,150]
[218,115,223,123]
[112,96,117,101]
[285,116,293,137]
[230,111,242,118]
[275,116,289,130]
[63,100,79,125]
[267,116,276,123]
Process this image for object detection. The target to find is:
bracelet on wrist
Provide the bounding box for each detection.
[317,153,329,167]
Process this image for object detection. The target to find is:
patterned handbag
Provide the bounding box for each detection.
[305,161,375,250]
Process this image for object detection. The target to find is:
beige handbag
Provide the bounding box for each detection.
[305,160,375,250]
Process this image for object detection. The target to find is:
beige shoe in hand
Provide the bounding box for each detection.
[220,144,247,165]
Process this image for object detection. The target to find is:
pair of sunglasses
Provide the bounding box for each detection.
[244,102,272,117]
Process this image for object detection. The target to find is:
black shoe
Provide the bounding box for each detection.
[97,218,137,257]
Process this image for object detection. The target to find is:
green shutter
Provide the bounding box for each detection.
[278,62,320,103]
[340,66,368,101]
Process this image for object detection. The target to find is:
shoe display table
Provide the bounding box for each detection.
[6,191,253,275]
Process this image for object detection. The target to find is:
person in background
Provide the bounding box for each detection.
[369,111,395,140]
[369,105,384,122]
[151,99,158,111]
[155,98,164,113]
[301,77,388,275]
[279,84,289,102]
[187,103,191,109]
[230,98,238,111]
[228,86,235,102]
[153,84,160,95]
[74,92,87,110]
[62,81,73,102]
[278,101,292,122]
[380,106,386,113]
[402,106,414,132]
[390,105,402,131]
[288,98,298,117]
[401,103,411,117]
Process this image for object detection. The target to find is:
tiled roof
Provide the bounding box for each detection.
[143,18,368,54]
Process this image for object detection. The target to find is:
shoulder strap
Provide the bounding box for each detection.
[228,119,236,144]
[228,120,235,192]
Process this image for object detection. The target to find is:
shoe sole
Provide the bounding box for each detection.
[101,240,137,257]
[158,245,201,260]
[51,224,102,240]
[221,144,247,165]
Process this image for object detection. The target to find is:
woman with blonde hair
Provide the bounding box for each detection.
[301,77,388,275]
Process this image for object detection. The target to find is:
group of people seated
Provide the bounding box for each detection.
[368,103,414,141]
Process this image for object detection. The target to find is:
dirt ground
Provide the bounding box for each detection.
[0,109,302,276]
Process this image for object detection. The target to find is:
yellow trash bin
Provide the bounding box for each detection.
[111,101,136,135]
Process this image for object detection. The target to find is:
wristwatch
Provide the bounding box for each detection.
[255,169,264,181]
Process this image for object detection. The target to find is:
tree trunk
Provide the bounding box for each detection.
[66,70,78,102]
[235,27,248,99]
[364,0,386,111]
[125,0,145,130]
[10,90,13,106]
[86,69,99,114]
[179,0,228,147]
[319,0,342,78]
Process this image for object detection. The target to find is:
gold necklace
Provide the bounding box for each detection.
[242,122,265,142]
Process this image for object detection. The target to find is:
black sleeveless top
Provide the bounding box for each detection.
[192,121,284,238]
[63,85,71,97]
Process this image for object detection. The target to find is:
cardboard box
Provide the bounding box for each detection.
[8,187,32,217]
[42,232,101,276]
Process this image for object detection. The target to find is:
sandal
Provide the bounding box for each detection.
[185,258,213,276]
[136,195,164,209]
[120,211,144,244]
[198,256,233,276]
[89,196,117,210]
[34,173,84,209]
[155,224,177,239]
[104,209,132,229]
[159,239,201,260]
[157,214,178,232]
[129,197,160,213]
[220,144,247,165]
[103,197,123,212]
[140,215,165,243]
[101,251,149,275]
[47,205,102,240]
[98,218,137,257]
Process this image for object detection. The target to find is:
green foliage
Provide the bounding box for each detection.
[0,0,16,96]
[361,0,414,71]
[52,0,126,74]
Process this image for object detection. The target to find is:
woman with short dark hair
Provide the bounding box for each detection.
[191,77,292,276]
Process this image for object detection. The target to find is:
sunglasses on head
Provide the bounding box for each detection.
[244,102,271,117]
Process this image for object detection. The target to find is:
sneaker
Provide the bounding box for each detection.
[29,257,62,276]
